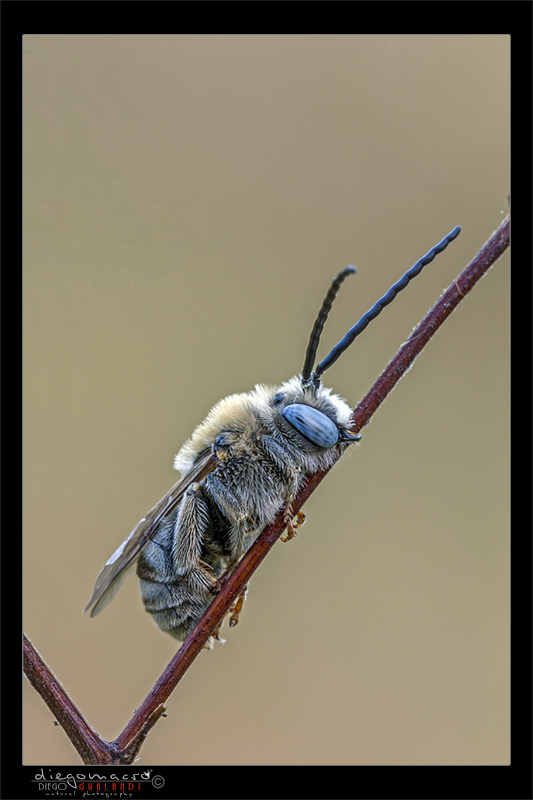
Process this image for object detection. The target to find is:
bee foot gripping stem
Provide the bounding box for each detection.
[229,584,249,628]
[280,510,306,542]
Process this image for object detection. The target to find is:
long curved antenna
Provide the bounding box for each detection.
[312,226,461,383]
[301,265,356,383]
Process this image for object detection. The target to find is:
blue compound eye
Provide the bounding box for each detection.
[281,403,339,449]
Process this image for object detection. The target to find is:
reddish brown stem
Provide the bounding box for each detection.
[23,216,509,764]
[351,215,510,431]
[23,634,112,764]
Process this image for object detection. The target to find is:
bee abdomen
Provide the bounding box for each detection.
[138,569,214,640]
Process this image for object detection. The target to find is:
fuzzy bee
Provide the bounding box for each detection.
[85,227,461,644]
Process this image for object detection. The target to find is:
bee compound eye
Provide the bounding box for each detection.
[281,403,339,449]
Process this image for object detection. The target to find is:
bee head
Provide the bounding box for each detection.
[271,376,357,452]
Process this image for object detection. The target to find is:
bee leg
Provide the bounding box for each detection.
[211,623,226,644]
[208,579,248,641]
[280,509,306,542]
[204,474,253,527]
[294,510,306,528]
[210,570,231,595]
[258,435,301,496]
[229,584,248,628]
[209,583,248,642]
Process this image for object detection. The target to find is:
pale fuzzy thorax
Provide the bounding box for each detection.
[174,386,275,475]
[174,376,353,477]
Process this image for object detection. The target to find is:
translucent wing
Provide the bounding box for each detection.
[84,450,220,617]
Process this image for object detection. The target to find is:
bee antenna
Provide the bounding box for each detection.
[301,265,357,385]
[311,226,461,383]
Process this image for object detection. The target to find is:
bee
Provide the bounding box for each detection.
[85,226,461,644]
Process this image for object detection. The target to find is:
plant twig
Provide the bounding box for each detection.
[23,634,112,764]
[352,215,510,429]
[23,216,509,764]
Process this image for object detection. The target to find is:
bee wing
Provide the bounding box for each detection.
[84,450,219,617]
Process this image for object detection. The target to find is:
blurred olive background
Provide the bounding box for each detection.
[23,34,509,766]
